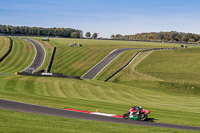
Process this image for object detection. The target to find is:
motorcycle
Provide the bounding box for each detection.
[123,107,150,121]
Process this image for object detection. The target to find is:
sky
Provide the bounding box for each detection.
[0,0,200,38]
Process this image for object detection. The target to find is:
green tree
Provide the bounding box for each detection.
[111,34,115,39]
[115,34,122,39]
[92,33,98,39]
[71,32,80,38]
[0,25,7,33]
[37,28,41,36]
[158,34,164,41]
[86,32,91,38]
[181,34,189,42]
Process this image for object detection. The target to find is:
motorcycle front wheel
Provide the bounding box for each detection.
[123,113,129,119]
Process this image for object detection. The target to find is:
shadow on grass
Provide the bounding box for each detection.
[146,118,157,122]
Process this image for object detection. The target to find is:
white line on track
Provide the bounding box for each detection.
[21,39,46,72]
[21,39,37,72]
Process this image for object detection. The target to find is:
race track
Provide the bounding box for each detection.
[82,48,142,79]
[23,38,46,72]
[0,99,199,131]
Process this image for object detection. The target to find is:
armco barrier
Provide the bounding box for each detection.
[104,47,178,82]
[17,72,81,80]
[36,69,45,73]
[0,37,13,62]
[47,47,56,72]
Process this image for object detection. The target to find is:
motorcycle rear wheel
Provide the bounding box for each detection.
[138,114,147,121]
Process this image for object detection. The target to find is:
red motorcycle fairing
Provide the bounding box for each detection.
[141,110,151,114]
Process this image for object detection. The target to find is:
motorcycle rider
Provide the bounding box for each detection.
[129,106,142,117]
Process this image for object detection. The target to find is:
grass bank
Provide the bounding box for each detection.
[136,48,200,84]
[0,37,10,58]
[0,75,199,126]
[0,37,35,73]
[36,37,178,76]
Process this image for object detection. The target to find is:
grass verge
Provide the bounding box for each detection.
[1,109,198,133]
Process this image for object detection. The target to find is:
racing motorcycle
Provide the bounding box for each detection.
[123,106,150,121]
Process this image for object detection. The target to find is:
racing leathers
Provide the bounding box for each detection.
[129,106,141,117]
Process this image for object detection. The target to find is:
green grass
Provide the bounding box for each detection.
[33,37,179,76]
[0,37,4,51]
[1,37,199,132]
[0,37,10,58]
[136,48,200,84]
[99,48,200,95]
[0,109,198,133]
[0,37,35,73]
[0,37,5,56]
[102,50,164,83]
[111,51,162,82]
[0,75,199,127]
[95,50,138,80]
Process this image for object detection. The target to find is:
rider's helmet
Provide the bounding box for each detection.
[132,106,136,108]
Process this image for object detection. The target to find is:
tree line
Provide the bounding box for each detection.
[111,31,200,43]
[0,25,83,38]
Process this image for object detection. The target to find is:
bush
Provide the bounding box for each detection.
[188,38,195,42]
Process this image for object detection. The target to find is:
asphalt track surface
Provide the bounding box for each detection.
[82,48,143,79]
[0,99,199,131]
[23,38,45,72]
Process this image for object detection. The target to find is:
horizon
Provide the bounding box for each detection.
[0,0,200,38]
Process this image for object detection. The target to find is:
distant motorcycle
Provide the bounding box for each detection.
[123,106,150,121]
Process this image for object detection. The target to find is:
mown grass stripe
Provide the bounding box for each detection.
[0,38,18,72]
[0,37,7,57]
[3,38,25,72]
[69,49,100,76]
[42,80,50,96]
[53,49,85,74]
[0,37,4,51]
[0,38,35,73]
[51,48,82,73]
[24,77,36,95]
[54,81,67,97]
[3,76,21,92]
[58,48,86,65]
[54,47,80,63]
